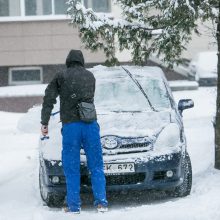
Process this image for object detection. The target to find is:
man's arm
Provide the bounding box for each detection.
[41,74,61,127]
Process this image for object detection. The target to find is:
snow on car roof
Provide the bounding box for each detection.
[124,65,166,79]
[89,65,165,81]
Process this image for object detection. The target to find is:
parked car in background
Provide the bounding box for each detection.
[188,51,217,86]
[37,66,194,207]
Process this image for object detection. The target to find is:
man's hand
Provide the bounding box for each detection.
[41,125,48,136]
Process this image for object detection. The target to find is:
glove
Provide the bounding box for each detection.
[41,125,48,136]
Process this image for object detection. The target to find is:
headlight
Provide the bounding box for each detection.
[101,136,118,149]
[154,123,180,150]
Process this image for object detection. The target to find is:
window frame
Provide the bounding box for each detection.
[9,66,43,86]
[84,0,111,13]
[0,0,112,21]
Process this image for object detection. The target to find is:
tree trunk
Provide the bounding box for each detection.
[215,3,220,169]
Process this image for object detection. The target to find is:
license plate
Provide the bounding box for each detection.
[104,163,135,174]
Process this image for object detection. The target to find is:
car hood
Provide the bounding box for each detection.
[97,110,171,137]
[17,105,174,161]
[17,106,171,138]
[39,110,173,161]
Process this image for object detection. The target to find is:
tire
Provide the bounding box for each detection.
[168,152,192,197]
[39,167,65,207]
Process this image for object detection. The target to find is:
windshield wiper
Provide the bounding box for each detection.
[122,67,158,112]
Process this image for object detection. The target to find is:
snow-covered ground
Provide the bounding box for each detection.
[0,87,220,220]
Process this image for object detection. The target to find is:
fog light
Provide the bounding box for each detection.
[166,170,173,178]
[51,176,60,184]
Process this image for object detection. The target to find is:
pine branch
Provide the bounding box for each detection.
[66,0,218,66]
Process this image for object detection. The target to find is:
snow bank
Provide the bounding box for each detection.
[0,84,47,97]
[173,87,216,120]
[169,80,199,91]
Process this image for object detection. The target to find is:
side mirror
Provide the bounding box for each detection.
[178,99,194,116]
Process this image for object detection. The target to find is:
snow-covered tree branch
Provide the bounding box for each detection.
[67,0,218,65]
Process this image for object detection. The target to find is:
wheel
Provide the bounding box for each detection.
[39,166,64,207]
[168,152,192,197]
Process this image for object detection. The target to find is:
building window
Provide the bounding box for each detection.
[24,0,68,16]
[25,0,37,16]
[43,0,52,15]
[9,67,43,85]
[54,0,68,15]
[0,0,20,17]
[84,0,111,13]
[0,0,9,16]
[0,0,111,18]
[24,0,53,16]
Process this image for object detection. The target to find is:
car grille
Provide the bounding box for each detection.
[81,173,146,185]
[59,173,146,186]
[120,142,150,149]
[105,173,146,185]
[80,136,154,155]
[102,142,152,155]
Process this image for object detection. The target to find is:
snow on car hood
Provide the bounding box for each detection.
[97,110,170,137]
[39,110,172,161]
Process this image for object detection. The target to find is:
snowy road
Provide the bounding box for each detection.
[0,87,220,220]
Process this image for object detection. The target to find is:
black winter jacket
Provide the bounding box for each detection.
[41,50,96,125]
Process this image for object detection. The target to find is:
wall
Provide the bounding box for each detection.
[182,20,217,60]
[0,63,103,86]
[0,19,107,86]
[0,19,106,67]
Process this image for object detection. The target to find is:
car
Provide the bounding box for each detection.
[188,51,217,86]
[38,65,194,207]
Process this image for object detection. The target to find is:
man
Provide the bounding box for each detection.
[41,50,108,213]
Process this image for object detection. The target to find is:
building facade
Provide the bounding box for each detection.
[0,0,217,87]
[0,0,111,86]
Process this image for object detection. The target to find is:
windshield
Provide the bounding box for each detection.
[94,70,170,112]
[135,76,171,109]
[95,78,151,112]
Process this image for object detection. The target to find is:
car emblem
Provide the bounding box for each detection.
[102,136,118,149]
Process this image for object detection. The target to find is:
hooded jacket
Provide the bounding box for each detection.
[41,50,96,125]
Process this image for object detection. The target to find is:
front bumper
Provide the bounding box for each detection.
[40,151,184,195]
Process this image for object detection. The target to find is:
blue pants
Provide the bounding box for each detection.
[62,121,108,212]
